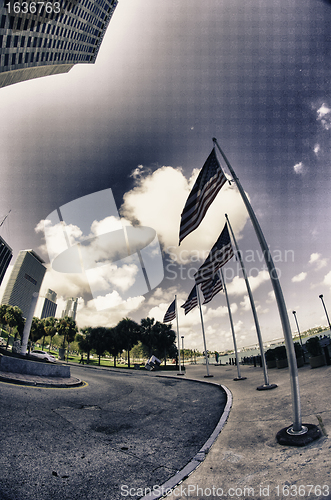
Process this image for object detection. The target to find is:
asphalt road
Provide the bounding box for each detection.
[0,366,227,500]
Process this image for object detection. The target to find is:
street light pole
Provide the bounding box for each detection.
[292,311,303,347]
[319,295,331,332]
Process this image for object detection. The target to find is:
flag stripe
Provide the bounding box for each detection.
[163,299,176,322]
[194,223,234,284]
[179,149,227,244]
[201,274,223,304]
[181,286,198,315]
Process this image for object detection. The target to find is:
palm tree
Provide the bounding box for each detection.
[43,317,59,351]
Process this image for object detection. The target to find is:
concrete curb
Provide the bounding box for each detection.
[0,373,84,388]
[141,377,233,500]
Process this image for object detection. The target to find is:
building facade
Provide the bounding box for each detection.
[0,0,118,87]
[1,249,46,318]
[0,234,12,285]
[62,296,78,320]
[40,288,57,318]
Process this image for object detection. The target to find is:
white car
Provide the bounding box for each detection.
[30,350,57,363]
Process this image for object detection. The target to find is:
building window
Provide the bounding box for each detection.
[24,273,37,286]
[18,53,23,64]
[14,36,19,48]
[11,53,16,65]
[0,15,6,29]
[4,53,9,66]
[6,35,11,48]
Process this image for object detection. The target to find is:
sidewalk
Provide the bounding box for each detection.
[149,362,331,500]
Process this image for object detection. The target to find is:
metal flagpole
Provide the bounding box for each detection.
[175,295,184,375]
[220,268,246,381]
[225,213,277,391]
[196,285,213,377]
[213,138,321,444]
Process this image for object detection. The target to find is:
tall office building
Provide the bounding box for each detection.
[0,0,118,88]
[1,249,46,318]
[40,288,57,318]
[0,234,12,285]
[62,296,78,320]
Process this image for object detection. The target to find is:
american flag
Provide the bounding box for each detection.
[163,299,176,322]
[201,273,223,305]
[181,286,198,315]
[194,223,234,284]
[179,148,227,245]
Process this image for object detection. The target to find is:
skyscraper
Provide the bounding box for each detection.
[1,249,46,318]
[62,296,78,320]
[0,0,118,88]
[40,288,57,318]
[0,234,12,285]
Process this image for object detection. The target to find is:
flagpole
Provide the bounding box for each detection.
[225,214,277,391]
[220,268,246,381]
[196,285,213,378]
[175,295,184,376]
[213,138,320,444]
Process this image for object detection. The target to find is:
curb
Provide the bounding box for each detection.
[141,376,233,500]
[0,373,84,388]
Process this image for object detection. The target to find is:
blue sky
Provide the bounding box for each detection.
[0,0,331,352]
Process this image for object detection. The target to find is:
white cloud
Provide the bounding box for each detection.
[293,162,305,175]
[309,253,327,270]
[323,271,331,288]
[313,144,321,155]
[240,295,250,312]
[292,272,307,283]
[121,165,249,263]
[226,270,269,296]
[316,103,331,130]
[266,291,275,303]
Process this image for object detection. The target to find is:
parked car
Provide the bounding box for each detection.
[30,350,56,363]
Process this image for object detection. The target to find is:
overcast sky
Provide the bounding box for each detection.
[0,0,331,352]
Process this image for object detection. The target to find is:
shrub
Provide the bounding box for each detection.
[305,336,322,357]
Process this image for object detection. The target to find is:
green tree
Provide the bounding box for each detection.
[57,316,78,349]
[30,317,45,345]
[89,327,109,365]
[77,327,94,364]
[140,317,177,364]
[1,305,25,349]
[115,318,141,368]
[104,327,124,367]
[43,317,59,351]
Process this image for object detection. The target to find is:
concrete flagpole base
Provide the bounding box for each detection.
[204,374,214,378]
[257,383,278,391]
[233,376,247,381]
[276,423,321,446]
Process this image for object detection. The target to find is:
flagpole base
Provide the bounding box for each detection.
[177,373,185,376]
[233,376,247,381]
[204,374,214,378]
[276,424,321,447]
[257,383,278,391]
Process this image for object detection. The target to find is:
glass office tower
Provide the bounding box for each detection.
[0,0,118,87]
[1,249,46,318]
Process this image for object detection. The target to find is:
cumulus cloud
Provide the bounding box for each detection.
[266,291,275,303]
[316,103,331,130]
[292,272,307,283]
[309,252,327,270]
[313,144,321,155]
[293,162,305,175]
[226,270,269,296]
[121,165,249,263]
[323,271,331,288]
